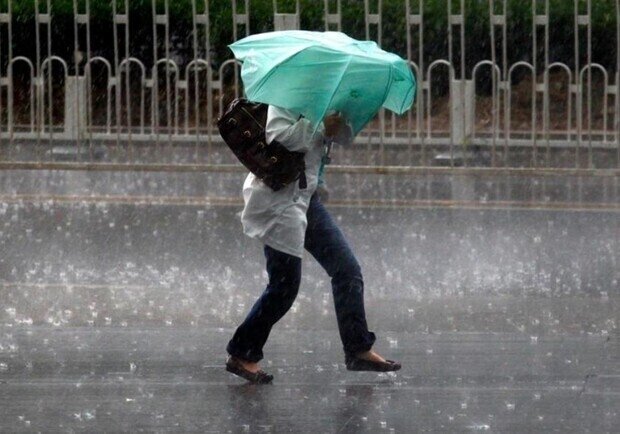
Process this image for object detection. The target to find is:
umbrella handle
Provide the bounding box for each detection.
[322,139,333,165]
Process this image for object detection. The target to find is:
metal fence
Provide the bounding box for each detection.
[0,0,618,170]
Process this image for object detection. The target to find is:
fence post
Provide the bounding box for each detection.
[0,76,9,137]
[232,0,250,40]
[449,0,467,164]
[534,0,550,165]
[151,0,173,150]
[0,3,12,149]
[231,0,250,101]
[406,0,424,164]
[488,0,508,166]
[324,0,341,31]
[451,79,474,145]
[112,0,129,156]
[73,0,91,158]
[273,0,300,31]
[35,0,53,153]
[190,0,212,155]
[574,0,593,168]
[194,0,210,55]
[64,76,87,140]
[365,0,384,165]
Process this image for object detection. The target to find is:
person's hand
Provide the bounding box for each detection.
[323,113,352,145]
[323,113,347,138]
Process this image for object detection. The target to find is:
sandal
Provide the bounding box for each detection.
[345,355,401,372]
[226,356,274,384]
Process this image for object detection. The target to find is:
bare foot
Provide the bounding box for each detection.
[355,350,387,363]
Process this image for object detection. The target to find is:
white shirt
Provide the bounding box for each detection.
[240,105,326,258]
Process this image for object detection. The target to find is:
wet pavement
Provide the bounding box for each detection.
[0,170,618,432]
[0,328,618,432]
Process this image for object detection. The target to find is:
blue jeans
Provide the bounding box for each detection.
[227,194,376,362]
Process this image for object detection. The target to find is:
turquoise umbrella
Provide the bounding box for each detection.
[229,30,416,135]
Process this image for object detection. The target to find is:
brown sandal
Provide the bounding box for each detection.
[226,356,274,384]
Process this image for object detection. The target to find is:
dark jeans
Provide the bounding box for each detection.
[227,194,376,362]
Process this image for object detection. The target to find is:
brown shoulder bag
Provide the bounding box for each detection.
[217,98,307,191]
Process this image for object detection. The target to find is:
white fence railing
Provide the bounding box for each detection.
[0,0,618,169]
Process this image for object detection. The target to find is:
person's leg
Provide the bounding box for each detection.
[304,194,376,357]
[226,245,302,363]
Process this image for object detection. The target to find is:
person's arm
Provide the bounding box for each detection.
[265,105,317,153]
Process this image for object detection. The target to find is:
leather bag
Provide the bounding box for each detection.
[217,98,307,191]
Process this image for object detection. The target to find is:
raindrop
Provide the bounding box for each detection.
[466,424,491,431]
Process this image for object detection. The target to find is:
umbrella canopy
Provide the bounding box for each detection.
[229,30,416,135]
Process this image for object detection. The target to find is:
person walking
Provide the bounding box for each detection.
[225,105,401,384]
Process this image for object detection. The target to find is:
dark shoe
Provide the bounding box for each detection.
[345,354,401,372]
[226,356,274,384]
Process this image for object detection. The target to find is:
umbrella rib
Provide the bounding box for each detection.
[319,55,355,128]
[380,63,394,111]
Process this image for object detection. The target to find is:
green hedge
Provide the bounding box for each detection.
[0,0,617,76]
